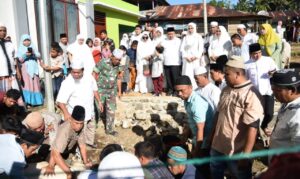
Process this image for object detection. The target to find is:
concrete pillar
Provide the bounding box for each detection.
[78,0,95,39]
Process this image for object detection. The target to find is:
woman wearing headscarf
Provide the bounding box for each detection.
[120,33,129,49]
[208,25,232,63]
[152,26,165,48]
[180,22,204,89]
[92,37,101,64]
[67,34,95,75]
[134,32,154,94]
[258,23,283,69]
[17,34,43,106]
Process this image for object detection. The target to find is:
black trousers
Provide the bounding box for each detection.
[164,65,181,93]
[261,95,275,129]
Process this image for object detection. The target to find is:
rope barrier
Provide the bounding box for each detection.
[20,145,300,177]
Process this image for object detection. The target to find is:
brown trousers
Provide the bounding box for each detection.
[128,65,137,90]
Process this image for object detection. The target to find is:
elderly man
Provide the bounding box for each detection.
[194,66,221,112]
[94,49,123,136]
[43,106,91,178]
[237,24,258,60]
[246,43,278,131]
[210,56,264,179]
[269,69,300,152]
[161,27,182,96]
[0,23,21,98]
[56,59,102,146]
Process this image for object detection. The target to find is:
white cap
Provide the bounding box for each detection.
[113,49,124,59]
[194,66,207,76]
[210,21,218,27]
[0,23,5,28]
[237,24,246,29]
[71,59,84,69]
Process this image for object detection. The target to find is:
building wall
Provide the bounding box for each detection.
[92,0,139,47]
[0,0,30,48]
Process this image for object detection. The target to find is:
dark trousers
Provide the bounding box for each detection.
[52,76,63,100]
[152,74,164,94]
[261,95,275,129]
[164,65,181,93]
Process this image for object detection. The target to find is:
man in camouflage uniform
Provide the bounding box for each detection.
[94,49,123,136]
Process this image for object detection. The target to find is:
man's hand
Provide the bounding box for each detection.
[98,102,104,112]
[43,165,55,176]
[84,161,93,169]
[263,128,272,137]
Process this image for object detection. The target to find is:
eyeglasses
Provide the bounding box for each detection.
[142,36,148,39]
[188,27,194,29]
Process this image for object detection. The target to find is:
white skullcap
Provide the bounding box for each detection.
[181,31,187,35]
[112,49,124,59]
[237,24,246,29]
[210,21,218,27]
[98,151,144,179]
[0,23,5,28]
[194,66,207,76]
[71,59,84,69]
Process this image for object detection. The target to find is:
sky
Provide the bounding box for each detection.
[167,0,238,5]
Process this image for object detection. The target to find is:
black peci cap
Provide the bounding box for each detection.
[167,27,175,32]
[249,43,261,54]
[20,128,44,145]
[60,33,67,38]
[175,75,192,86]
[271,69,300,86]
[71,105,85,121]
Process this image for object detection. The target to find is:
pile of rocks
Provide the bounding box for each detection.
[114,96,188,137]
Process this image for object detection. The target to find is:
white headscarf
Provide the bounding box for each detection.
[93,37,101,51]
[184,22,199,48]
[120,33,129,49]
[216,26,231,42]
[67,34,95,74]
[153,26,164,47]
[98,152,144,179]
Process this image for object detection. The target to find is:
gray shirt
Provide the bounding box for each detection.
[270,97,300,150]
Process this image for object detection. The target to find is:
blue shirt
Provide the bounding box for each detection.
[182,164,204,179]
[184,92,214,148]
[127,48,137,64]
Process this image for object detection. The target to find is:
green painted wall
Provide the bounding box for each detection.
[94,5,138,47]
[79,0,140,47]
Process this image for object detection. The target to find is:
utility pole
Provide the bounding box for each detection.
[203,0,208,35]
[38,0,55,112]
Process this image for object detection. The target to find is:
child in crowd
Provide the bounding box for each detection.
[127,40,138,92]
[151,46,164,96]
[40,43,64,100]
[101,41,112,59]
[119,45,130,95]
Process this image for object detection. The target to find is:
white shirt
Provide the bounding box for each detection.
[151,54,163,78]
[239,33,258,61]
[218,79,227,91]
[0,134,26,178]
[245,56,278,96]
[0,41,16,76]
[180,33,203,59]
[161,37,182,66]
[195,83,221,112]
[270,97,300,150]
[59,42,69,68]
[56,74,97,121]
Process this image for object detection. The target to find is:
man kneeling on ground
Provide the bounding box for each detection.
[43,105,92,179]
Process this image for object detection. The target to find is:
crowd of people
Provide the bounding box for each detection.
[0,18,300,179]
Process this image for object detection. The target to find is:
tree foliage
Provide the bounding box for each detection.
[233,0,300,12]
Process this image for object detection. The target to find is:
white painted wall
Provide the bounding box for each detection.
[0,0,40,50]
[78,0,95,39]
